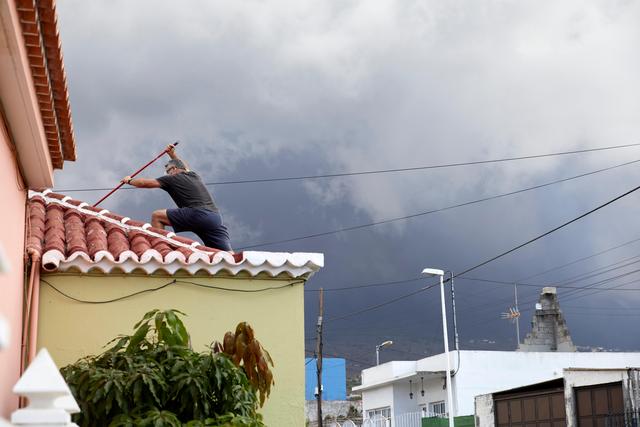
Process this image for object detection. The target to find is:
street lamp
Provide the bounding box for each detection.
[375,340,393,365]
[422,268,454,427]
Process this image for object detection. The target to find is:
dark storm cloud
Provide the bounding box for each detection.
[54,0,640,366]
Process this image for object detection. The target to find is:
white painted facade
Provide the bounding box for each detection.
[354,350,640,420]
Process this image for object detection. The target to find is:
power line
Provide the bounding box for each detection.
[560,276,640,304]
[54,143,640,193]
[324,282,440,323]
[239,158,640,249]
[306,236,640,338]
[304,349,372,367]
[307,262,640,342]
[454,239,640,317]
[552,256,640,295]
[458,276,640,292]
[305,277,422,293]
[322,183,640,324]
[518,236,640,281]
[456,271,640,321]
[453,236,640,314]
[454,182,640,278]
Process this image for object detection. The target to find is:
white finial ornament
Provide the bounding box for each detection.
[11,348,79,426]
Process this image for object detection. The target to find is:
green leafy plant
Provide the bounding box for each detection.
[61,309,269,427]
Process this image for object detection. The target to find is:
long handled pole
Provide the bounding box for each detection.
[93,141,179,207]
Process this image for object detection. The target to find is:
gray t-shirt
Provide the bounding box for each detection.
[157,171,218,212]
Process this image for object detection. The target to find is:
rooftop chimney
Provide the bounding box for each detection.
[517,287,576,352]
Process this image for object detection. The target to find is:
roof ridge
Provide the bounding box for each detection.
[29,190,232,260]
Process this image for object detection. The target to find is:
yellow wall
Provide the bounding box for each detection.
[37,272,307,426]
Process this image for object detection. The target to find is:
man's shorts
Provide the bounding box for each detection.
[166,207,232,251]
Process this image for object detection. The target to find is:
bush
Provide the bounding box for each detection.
[61,309,270,427]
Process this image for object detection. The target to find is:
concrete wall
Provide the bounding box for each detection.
[305,400,361,422]
[361,384,394,417]
[0,116,26,418]
[36,273,306,426]
[393,381,419,418]
[361,361,416,385]
[414,376,449,415]
[474,393,494,427]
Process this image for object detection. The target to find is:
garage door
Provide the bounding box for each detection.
[495,384,566,427]
[575,381,624,427]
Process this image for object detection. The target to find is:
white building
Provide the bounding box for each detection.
[353,350,640,422]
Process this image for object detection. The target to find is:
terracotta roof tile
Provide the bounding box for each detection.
[16,0,76,167]
[27,191,324,278]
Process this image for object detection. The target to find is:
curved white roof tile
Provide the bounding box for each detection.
[139,249,164,264]
[49,251,323,278]
[164,251,187,264]
[93,250,115,263]
[187,252,211,264]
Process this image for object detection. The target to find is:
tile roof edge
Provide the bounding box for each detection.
[30,190,325,277]
[29,190,236,261]
[42,251,320,278]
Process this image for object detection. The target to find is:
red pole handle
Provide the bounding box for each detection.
[93,141,179,207]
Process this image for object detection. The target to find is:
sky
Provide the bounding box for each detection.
[54,0,640,372]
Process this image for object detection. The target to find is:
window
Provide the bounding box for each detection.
[367,406,391,420]
[428,401,446,417]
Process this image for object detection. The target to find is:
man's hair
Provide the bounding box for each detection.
[165,159,187,171]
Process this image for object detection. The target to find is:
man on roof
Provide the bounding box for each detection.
[121,145,232,252]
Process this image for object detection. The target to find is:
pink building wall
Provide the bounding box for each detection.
[0,122,26,416]
[0,0,74,417]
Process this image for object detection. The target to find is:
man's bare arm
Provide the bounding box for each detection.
[166,144,190,171]
[121,176,161,188]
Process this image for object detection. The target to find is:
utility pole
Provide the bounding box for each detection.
[315,288,324,427]
[514,283,520,345]
[449,272,460,352]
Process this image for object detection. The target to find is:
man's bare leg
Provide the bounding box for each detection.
[151,209,171,229]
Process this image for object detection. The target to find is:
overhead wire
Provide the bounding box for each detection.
[304,277,422,293]
[304,349,372,367]
[518,235,640,282]
[54,143,640,193]
[454,270,640,323]
[320,182,640,324]
[447,236,640,318]
[324,283,440,323]
[454,251,640,317]
[305,234,640,343]
[240,158,640,249]
[458,276,640,292]
[453,182,640,279]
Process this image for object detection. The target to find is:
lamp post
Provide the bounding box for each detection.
[375,340,393,365]
[422,268,454,427]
